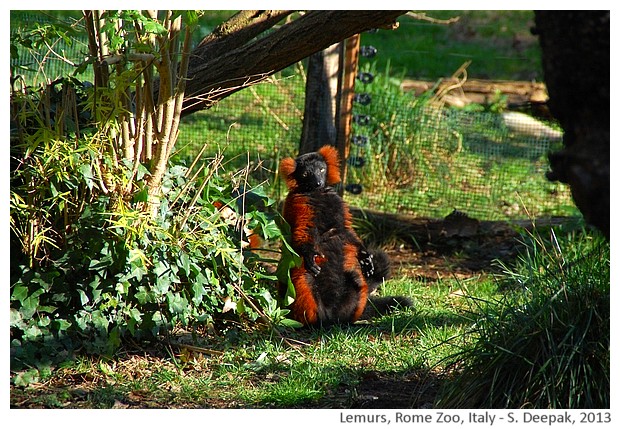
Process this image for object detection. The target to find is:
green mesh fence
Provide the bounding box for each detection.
[11,11,577,221]
[344,88,574,220]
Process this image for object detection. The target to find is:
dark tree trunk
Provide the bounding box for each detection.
[535,11,610,239]
[299,43,341,155]
[179,10,406,115]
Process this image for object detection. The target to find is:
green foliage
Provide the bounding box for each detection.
[10,15,80,83]
[11,142,290,374]
[9,10,296,378]
[436,228,610,408]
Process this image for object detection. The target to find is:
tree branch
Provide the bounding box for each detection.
[180,10,407,115]
[196,10,295,58]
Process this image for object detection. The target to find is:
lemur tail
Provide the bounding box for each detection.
[360,295,414,320]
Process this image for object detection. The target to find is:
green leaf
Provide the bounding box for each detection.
[168,292,188,315]
[179,252,191,275]
[129,307,142,323]
[36,305,57,313]
[153,260,170,277]
[37,315,51,327]
[52,319,72,332]
[80,163,95,191]
[11,285,29,303]
[258,219,283,240]
[192,282,206,304]
[143,20,167,35]
[279,318,304,328]
[275,238,301,307]
[77,289,89,306]
[24,324,42,339]
[10,308,23,327]
[133,186,149,203]
[184,10,204,27]
[89,257,112,270]
[115,281,130,295]
[91,310,109,332]
[152,276,171,295]
[12,369,40,387]
[20,294,40,320]
[136,162,150,181]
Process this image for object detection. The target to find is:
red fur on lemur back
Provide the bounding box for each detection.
[283,194,315,245]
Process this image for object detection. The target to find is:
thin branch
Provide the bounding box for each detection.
[406,11,460,25]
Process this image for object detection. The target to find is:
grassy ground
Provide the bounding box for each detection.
[3,235,510,408]
[10,220,608,408]
[363,11,542,80]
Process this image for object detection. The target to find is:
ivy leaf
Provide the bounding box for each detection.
[52,319,72,332]
[24,324,42,339]
[77,289,89,306]
[133,186,149,204]
[11,285,29,303]
[179,252,191,275]
[168,292,188,315]
[9,308,23,327]
[20,294,40,320]
[12,369,40,387]
[192,282,206,305]
[152,276,171,296]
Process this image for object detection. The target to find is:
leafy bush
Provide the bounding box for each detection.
[10,79,290,379]
[11,140,290,370]
[10,12,296,383]
[435,227,610,408]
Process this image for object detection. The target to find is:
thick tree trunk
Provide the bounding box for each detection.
[180,10,406,115]
[535,11,610,238]
[300,43,341,154]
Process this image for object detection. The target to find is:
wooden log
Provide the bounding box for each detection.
[401,78,549,107]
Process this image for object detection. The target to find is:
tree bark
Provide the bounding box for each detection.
[299,43,341,154]
[195,11,295,61]
[535,11,609,238]
[180,10,406,115]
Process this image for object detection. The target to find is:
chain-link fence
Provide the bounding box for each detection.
[11,11,576,221]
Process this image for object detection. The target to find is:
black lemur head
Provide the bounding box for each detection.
[280,145,342,192]
[292,152,327,192]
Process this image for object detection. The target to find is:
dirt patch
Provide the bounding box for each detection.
[321,369,442,409]
[356,209,574,281]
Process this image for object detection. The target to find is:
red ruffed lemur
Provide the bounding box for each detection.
[278,145,412,326]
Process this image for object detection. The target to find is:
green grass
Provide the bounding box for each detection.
[8,268,478,408]
[174,59,576,221]
[364,11,542,80]
[436,228,610,408]
[6,260,485,407]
